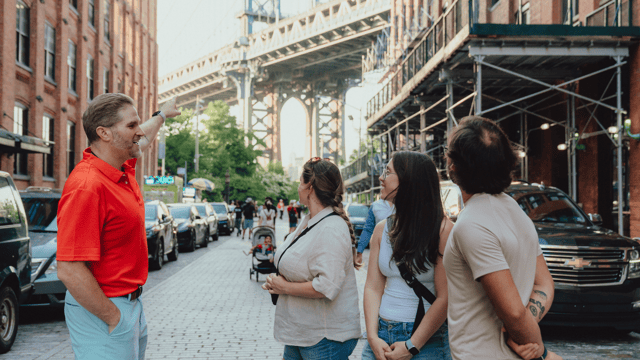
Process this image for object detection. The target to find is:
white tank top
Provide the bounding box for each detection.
[378,224,436,323]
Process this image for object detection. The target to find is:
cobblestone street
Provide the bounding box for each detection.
[5,219,640,359]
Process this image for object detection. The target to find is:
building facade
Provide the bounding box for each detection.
[0,0,159,190]
[344,0,640,236]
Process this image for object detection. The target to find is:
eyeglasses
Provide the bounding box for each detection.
[381,167,396,180]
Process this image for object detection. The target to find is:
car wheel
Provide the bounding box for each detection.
[167,239,179,262]
[202,229,209,248]
[150,238,164,270]
[187,231,197,252]
[0,286,19,354]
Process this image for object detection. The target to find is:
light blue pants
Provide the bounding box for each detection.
[362,318,451,360]
[64,290,148,360]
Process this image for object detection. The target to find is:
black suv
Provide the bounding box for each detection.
[0,172,31,353]
[145,201,179,270]
[440,180,640,332]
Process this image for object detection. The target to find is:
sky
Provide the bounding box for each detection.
[157,0,381,168]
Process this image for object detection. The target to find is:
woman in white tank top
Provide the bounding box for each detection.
[362,151,454,360]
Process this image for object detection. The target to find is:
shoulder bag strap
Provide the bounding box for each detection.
[398,262,437,336]
[275,212,338,275]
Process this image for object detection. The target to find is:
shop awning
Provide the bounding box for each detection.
[0,129,50,155]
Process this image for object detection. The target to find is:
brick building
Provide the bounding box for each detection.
[0,0,159,190]
[345,0,640,236]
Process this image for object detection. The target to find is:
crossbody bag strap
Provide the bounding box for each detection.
[398,262,437,305]
[275,212,338,275]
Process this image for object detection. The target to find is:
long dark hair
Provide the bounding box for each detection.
[302,158,360,269]
[388,151,444,274]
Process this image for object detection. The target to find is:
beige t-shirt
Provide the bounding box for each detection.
[443,193,542,360]
[273,206,361,346]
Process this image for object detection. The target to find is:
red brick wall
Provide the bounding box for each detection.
[0,0,158,190]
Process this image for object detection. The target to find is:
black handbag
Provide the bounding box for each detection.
[397,262,437,336]
[271,212,338,305]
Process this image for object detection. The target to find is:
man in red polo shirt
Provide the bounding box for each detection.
[57,93,180,359]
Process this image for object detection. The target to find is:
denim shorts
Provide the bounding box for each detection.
[244,219,254,228]
[289,222,297,228]
[361,318,451,360]
[64,290,147,360]
[283,337,358,360]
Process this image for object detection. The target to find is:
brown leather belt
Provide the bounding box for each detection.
[123,285,143,301]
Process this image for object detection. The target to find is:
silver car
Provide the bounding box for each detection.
[193,203,219,241]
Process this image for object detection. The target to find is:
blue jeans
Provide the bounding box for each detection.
[362,318,451,360]
[64,291,147,360]
[283,338,358,360]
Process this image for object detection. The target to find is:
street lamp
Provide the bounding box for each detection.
[224,169,230,204]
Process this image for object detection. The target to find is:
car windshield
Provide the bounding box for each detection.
[21,196,59,231]
[145,205,157,220]
[169,207,191,219]
[212,204,227,214]
[347,205,369,218]
[194,205,207,216]
[44,216,58,232]
[509,191,588,225]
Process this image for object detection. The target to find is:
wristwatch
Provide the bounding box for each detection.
[405,338,419,356]
[532,346,548,360]
[152,110,166,122]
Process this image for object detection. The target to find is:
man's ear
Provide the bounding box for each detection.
[95,126,111,142]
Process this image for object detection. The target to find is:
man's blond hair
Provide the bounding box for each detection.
[82,93,135,144]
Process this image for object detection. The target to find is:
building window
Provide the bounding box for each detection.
[44,23,56,80]
[70,0,78,11]
[516,3,531,24]
[491,0,500,7]
[87,55,94,100]
[67,121,76,176]
[88,0,95,27]
[103,68,109,94]
[563,0,579,24]
[13,103,29,176]
[104,0,111,42]
[16,1,30,67]
[43,115,55,178]
[68,40,77,93]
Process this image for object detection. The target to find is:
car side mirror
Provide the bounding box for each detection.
[195,215,202,220]
[161,214,167,221]
[588,213,603,225]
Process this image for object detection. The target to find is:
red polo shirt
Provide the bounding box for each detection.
[57,148,147,297]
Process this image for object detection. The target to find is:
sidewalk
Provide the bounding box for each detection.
[39,218,369,359]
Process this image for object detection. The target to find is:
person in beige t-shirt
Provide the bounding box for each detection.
[262,157,361,360]
[443,116,561,360]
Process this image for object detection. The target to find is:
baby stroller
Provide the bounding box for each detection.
[249,225,277,282]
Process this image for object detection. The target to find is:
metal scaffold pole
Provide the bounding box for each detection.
[616,56,624,235]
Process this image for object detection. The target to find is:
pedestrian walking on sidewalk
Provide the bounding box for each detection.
[233,200,243,236]
[354,198,394,266]
[362,151,453,360]
[287,200,298,234]
[57,93,181,359]
[242,198,256,239]
[263,157,361,360]
[259,199,277,228]
[278,199,285,220]
[443,116,559,360]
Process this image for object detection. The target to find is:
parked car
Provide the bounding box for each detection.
[166,204,208,252]
[0,172,31,353]
[18,187,65,307]
[211,202,233,235]
[344,203,370,244]
[193,203,219,241]
[145,201,179,270]
[440,180,640,332]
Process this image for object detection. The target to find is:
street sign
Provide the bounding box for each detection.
[576,144,586,151]
[183,187,196,197]
[177,167,186,175]
[145,176,175,185]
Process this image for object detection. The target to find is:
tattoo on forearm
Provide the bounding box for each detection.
[533,290,547,300]
[528,298,545,319]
